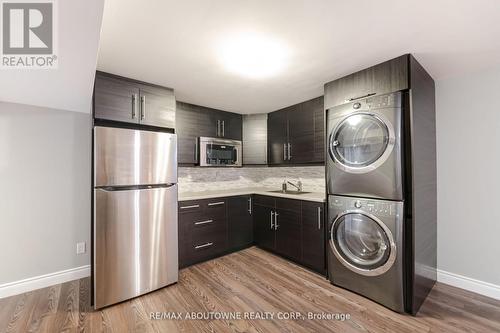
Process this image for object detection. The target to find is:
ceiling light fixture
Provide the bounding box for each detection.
[216,32,289,79]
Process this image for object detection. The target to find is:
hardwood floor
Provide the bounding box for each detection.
[1,247,499,333]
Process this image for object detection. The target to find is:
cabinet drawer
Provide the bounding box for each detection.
[178,200,203,214]
[190,232,227,263]
[192,219,226,245]
[203,199,226,218]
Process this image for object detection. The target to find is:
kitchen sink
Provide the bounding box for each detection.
[267,190,312,195]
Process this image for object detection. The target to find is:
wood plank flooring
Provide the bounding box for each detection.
[1,247,499,333]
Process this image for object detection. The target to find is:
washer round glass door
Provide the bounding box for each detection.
[330,212,396,276]
[329,113,394,173]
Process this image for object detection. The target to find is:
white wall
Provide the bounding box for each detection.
[0,0,104,114]
[0,102,91,290]
[436,66,500,287]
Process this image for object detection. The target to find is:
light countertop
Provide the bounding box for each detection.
[178,187,325,203]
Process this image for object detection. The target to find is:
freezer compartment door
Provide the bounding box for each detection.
[94,126,177,187]
[94,185,178,309]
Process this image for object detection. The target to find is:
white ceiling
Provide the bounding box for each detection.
[0,0,104,114]
[97,0,500,114]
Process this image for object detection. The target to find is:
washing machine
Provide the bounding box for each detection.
[326,91,404,200]
[327,195,405,312]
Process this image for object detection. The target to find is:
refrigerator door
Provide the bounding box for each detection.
[94,185,178,309]
[94,126,177,187]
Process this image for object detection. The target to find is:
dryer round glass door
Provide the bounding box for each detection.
[329,113,395,173]
[330,212,397,276]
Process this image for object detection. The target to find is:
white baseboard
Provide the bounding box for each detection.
[0,265,90,299]
[437,269,500,300]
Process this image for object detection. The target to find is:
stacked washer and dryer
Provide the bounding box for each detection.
[325,55,437,314]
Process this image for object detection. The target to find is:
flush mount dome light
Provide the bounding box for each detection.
[217,32,289,79]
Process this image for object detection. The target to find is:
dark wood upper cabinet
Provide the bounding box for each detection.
[219,112,242,140]
[176,102,200,165]
[94,75,140,124]
[267,109,288,165]
[176,102,242,165]
[137,85,175,129]
[93,72,175,129]
[268,96,324,165]
[301,201,325,274]
[227,195,253,251]
[242,114,268,165]
[288,103,315,164]
[324,55,408,109]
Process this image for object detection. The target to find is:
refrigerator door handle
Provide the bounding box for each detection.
[96,183,176,192]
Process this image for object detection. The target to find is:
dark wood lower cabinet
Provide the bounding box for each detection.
[178,198,228,268]
[253,204,275,251]
[227,195,253,251]
[179,194,325,275]
[302,201,326,274]
[275,208,302,261]
[253,195,325,275]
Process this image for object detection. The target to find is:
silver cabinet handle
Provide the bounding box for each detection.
[208,201,225,206]
[180,204,200,209]
[275,212,279,230]
[270,211,275,230]
[140,95,146,120]
[283,143,287,161]
[195,242,213,249]
[217,120,220,137]
[194,219,213,226]
[131,94,137,119]
[288,143,292,160]
[222,120,225,137]
[317,206,322,230]
[248,197,252,215]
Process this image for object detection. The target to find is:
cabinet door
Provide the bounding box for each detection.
[176,102,200,164]
[138,85,176,128]
[253,204,275,251]
[197,107,219,138]
[313,97,325,163]
[302,201,325,274]
[219,112,242,140]
[242,114,267,165]
[288,103,314,164]
[94,74,139,124]
[275,200,302,261]
[267,109,288,165]
[324,55,408,109]
[228,196,253,250]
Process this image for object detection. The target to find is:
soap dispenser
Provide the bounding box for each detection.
[282,178,287,192]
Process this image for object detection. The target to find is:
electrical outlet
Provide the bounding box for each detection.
[76,242,86,254]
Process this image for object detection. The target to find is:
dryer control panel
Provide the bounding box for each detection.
[329,195,403,218]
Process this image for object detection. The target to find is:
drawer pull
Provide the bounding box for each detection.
[195,242,213,249]
[194,219,213,226]
[207,201,225,206]
[180,204,200,209]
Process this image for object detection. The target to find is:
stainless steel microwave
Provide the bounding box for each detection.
[199,137,242,167]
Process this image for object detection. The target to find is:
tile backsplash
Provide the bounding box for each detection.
[178,166,325,193]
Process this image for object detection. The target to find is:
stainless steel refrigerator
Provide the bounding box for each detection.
[93,126,178,309]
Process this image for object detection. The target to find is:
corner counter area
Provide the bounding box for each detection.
[177,166,327,275]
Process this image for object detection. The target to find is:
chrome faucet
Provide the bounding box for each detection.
[287,180,303,192]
